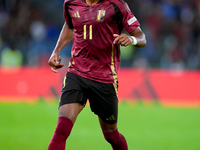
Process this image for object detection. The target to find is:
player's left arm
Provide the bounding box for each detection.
[113,27,146,47]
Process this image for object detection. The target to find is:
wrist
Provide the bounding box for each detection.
[129,36,137,45]
[53,49,60,54]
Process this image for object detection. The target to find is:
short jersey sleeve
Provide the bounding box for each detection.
[119,1,140,33]
[63,0,74,29]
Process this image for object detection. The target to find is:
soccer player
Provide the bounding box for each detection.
[47,0,146,150]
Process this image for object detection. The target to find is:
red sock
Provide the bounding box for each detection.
[48,117,73,150]
[103,129,128,150]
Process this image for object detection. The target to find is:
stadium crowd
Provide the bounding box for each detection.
[0,0,200,69]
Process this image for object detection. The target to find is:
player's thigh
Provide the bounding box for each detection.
[60,72,87,107]
[89,82,118,124]
[59,72,88,123]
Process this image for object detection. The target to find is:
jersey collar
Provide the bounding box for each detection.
[82,0,104,4]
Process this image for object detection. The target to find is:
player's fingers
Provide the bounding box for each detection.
[50,55,64,67]
[117,36,126,45]
[55,63,64,69]
[113,34,119,37]
[49,58,64,69]
[113,34,129,45]
[113,34,119,44]
[114,35,124,45]
[120,34,133,46]
[48,60,56,67]
[121,38,130,46]
[51,67,58,73]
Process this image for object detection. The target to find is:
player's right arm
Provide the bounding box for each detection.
[48,22,74,73]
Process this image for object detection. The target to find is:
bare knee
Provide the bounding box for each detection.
[98,117,117,133]
[59,103,84,124]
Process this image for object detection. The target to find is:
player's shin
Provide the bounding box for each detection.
[103,129,128,150]
[48,117,73,150]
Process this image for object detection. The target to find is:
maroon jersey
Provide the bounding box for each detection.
[64,0,140,83]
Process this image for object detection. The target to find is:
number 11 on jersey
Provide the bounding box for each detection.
[83,25,92,40]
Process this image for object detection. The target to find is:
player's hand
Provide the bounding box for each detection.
[48,52,64,73]
[113,34,132,47]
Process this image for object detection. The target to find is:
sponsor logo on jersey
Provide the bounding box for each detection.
[72,11,80,18]
[127,16,137,25]
[97,10,106,21]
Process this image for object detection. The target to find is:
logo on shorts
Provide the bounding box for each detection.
[106,115,115,121]
[97,9,106,22]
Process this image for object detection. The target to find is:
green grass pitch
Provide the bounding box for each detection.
[0,101,200,150]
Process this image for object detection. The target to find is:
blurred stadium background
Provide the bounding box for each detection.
[0,0,200,150]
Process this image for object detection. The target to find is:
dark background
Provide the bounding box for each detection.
[0,0,200,69]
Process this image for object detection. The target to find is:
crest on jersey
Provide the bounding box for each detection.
[97,10,106,22]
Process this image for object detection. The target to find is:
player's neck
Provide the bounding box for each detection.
[85,0,100,6]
